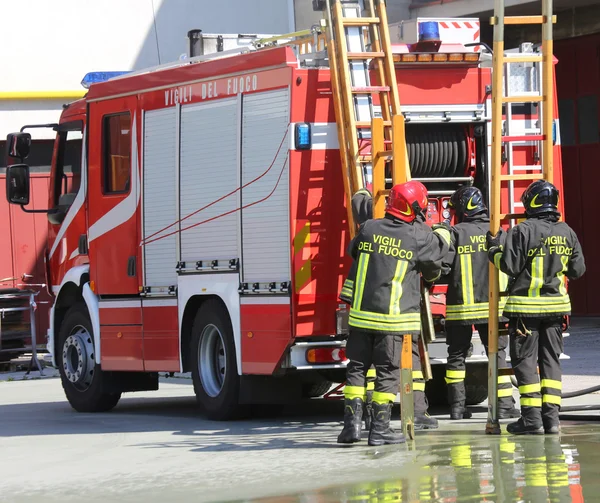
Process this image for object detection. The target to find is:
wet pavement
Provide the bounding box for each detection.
[0,326,599,502]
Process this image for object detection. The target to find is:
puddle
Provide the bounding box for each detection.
[238,423,600,503]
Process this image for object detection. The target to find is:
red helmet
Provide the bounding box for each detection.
[385,181,429,222]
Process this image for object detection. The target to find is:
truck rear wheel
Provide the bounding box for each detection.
[190,300,242,420]
[57,303,121,412]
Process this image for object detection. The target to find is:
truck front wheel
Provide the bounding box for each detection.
[57,303,121,412]
[190,300,242,420]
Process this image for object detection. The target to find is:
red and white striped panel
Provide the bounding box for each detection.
[436,20,481,52]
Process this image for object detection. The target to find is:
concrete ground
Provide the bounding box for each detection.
[0,320,599,503]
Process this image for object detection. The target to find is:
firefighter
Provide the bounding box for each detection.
[351,187,441,431]
[487,180,586,434]
[434,186,519,420]
[338,181,450,446]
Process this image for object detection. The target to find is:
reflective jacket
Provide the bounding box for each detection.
[340,214,450,335]
[489,216,585,318]
[437,216,508,325]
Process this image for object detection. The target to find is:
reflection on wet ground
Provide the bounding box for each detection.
[243,423,600,503]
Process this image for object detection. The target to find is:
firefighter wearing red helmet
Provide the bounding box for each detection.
[338,181,450,446]
[433,186,519,421]
[487,180,586,434]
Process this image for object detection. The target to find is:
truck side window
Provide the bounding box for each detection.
[54,125,83,206]
[103,113,131,194]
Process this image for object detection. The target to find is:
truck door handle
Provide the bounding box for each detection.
[127,257,137,277]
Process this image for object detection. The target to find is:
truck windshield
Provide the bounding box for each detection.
[54,121,83,206]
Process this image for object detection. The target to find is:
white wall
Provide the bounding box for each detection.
[0,0,293,139]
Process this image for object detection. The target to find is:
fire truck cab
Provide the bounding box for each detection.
[4,21,565,418]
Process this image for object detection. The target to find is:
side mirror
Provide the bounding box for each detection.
[6,164,31,205]
[6,132,32,160]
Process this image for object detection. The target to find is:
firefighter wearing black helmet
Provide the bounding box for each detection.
[487,180,586,434]
[338,182,450,446]
[433,187,519,420]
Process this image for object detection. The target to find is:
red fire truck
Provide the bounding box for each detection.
[4,20,565,418]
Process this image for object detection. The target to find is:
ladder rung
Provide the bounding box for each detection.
[356,121,391,127]
[499,174,543,182]
[500,213,527,220]
[359,151,393,162]
[504,55,543,63]
[342,17,380,26]
[351,86,390,93]
[491,15,557,25]
[347,52,385,60]
[502,135,546,142]
[512,165,543,171]
[503,95,544,103]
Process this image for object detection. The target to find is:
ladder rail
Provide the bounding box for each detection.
[487,0,555,435]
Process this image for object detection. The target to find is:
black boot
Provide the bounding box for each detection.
[450,405,473,420]
[498,407,521,419]
[415,413,439,430]
[364,390,373,431]
[368,402,406,446]
[448,383,471,420]
[337,398,364,444]
[506,417,544,435]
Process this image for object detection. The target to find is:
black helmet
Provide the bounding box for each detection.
[521,180,559,217]
[448,186,487,222]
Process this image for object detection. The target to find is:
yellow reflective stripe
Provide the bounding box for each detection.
[493,251,502,270]
[353,253,370,310]
[389,260,408,316]
[445,378,463,384]
[413,370,424,379]
[498,388,514,397]
[557,255,569,296]
[521,397,542,407]
[366,368,377,378]
[541,379,562,390]
[528,256,544,298]
[343,279,354,287]
[344,385,366,400]
[460,254,474,305]
[372,391,396,404]
[499,270,509,292]
[348,317,421,333]
[435,228,451,245]
[446,370,466,379]
[413,382,425,391]
[498,375,512,384]
[446,302,489,312]
[349,308,421,323]
[366,382,375,391]
[519,383,541,394]
[543,394,562,405]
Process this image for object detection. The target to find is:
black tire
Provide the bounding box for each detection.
[57,303,121,412]
[302,381,333,398]
[465,363,490,405]
[190,299,241,420]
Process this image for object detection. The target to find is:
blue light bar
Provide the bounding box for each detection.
[295,123,311,150]
[419,21,441,43]
[81,71,130,89]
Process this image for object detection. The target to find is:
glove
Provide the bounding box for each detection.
[486,228,505,250]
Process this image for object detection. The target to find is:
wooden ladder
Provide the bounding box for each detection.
[486,0,556,433]
[320,0,410,231]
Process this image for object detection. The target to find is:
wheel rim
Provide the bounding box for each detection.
[62,325,95,392]
[198,324,226,398]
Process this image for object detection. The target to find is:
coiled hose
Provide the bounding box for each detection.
[405,124,469,178]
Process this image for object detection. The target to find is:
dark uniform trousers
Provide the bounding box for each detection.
[364,338,429,413]
[345,329,403,404]
[509,317,563,428]
[446,324,514,409]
